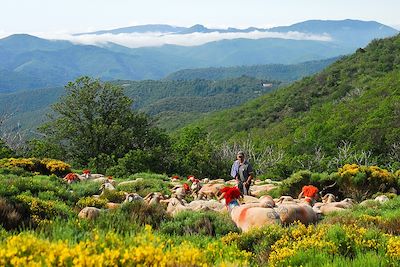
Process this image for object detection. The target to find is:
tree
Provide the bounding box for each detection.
[37,76,169,168]
[172,126,228,178]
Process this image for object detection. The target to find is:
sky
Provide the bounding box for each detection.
[1,0,400,35]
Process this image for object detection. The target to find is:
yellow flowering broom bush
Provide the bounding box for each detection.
[268,223,337,267]
[387,236,400,260]
[337,164,396,199]
[265,222,399,267]
[0,158,71,176]
[0,225,252,267]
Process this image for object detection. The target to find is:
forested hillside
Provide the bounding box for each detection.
[165,57,338,81]
[193,34,400,175]
[0,76,279,134]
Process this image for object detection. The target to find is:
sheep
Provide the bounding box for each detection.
[143,192,165,205]
[78,207,101,220]
[124,193,144,203]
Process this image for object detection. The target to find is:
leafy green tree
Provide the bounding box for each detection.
[37,76,170,168]
[172,126,228,178]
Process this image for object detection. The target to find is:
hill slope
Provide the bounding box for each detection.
[0,76,280,135]
[165,57,339,81]
[193,34,400,169]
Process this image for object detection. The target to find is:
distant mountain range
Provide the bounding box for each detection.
[0,19,398,92]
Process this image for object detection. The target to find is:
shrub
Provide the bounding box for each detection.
[0,197,25,230]
[276,170,337,197]
[120,201,169,228]
[76,197,108,209]
[41,158,71,176]
[116,178,170,196]
[107,148,170,178]
[337,164,397,200]
[0,166,31,176]
[0,227,252,266]
[0,158,71,176]
[0,175,71,203]
[160,211,238,237]
[15,194,73,226]
[0,140,14,159]
[69,181,101,199]
[100,190,126,203]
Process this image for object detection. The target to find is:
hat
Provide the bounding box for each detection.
[237,151,245,157]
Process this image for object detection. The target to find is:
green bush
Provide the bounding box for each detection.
[76,197,108,209]
[337,164,398,200]
[0,175,72,204]
[69,181,101,198]
[275,170,337,197]
[107,148,170,178]
[159,211,239,237]
[15,194,73,226]
[116,178,170,196]
[120,201,169,228]
[322,196,400,235]
[0,158,71,176]
[0,167,32,176]
[100,190,126,203]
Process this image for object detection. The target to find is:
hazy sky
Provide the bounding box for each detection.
[1,0,400,35]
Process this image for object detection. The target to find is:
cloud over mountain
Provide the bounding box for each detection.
[34,30,332,48]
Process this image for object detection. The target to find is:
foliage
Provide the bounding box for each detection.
[0,140,14,159]
[107,141,171,177]
[159,210,239,237]
[99,190,126,203]
[37,77,169,170]
[69,181,101,199]
[26,139,65,161]
[115,178,170,196]
[337,164,398,200]
[171,126,229,178]
[75,197,108,209]
[322,196,400,235]
[0,174,72,203]
[14,194,73,226]
[165,57,338,81]
[274,165,399,200]
[119,201,169,229]
[0,226,252,266]
[0,157,71,176]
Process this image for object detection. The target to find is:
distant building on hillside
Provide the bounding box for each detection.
[262,83,273,88]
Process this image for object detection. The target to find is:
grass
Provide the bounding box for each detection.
[0,169,399,266]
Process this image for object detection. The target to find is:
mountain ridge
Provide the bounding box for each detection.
[0,19,398,92]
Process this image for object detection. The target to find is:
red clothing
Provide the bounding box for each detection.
[302,185,319,198]
[220,186,241,205]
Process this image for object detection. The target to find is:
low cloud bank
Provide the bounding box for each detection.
[39,30,332,48]
[0,30,332,48]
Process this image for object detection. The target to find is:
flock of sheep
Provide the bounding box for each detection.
[72,172,391,233]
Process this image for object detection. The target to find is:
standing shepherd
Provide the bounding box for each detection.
[231,151,254,196]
